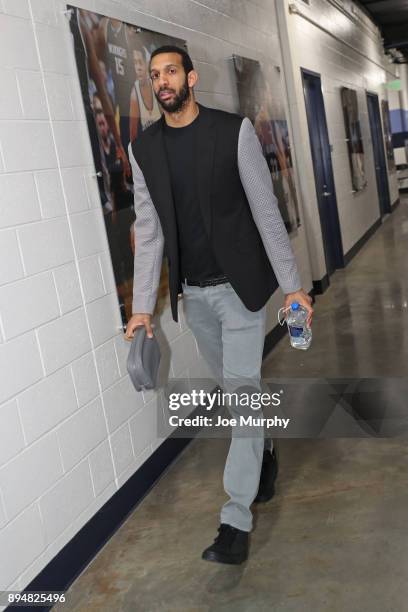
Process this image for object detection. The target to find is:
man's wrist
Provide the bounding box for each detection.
[284,287,303,297]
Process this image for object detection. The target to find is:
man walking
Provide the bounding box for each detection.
[125,45,313,564]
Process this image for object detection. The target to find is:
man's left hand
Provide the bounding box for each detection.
[284,289,313,327]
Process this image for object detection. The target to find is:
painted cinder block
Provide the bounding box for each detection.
[52,261,83,314]
[0,121,57,172]
[70,351,100,408]
[0,173,41,228]
[0,432,63,521]
[103,375,144,434]
[0,504,45,590]
[38,459,94,545]
[0,272,60,340]
[53,120,94,167]
[0,399,25,467]
[18,366,78,445]
[85,292,122,346]
[88,439,116,497]
[18,217,74,275]
[0,14,39,70]
[0,67,22,119]
[0,332,43,404]
[94,339,121,391]
[34,169,66,219]
[78,255,106,304]
[43,72,74,120]
[70,209,108,260]
[110,422,134,476]
[129,399,158,459]
[36,307,91,374]
[0,230,24,285]
[57,397,107,472]
[16,70,48,120]
[60,167,91,214]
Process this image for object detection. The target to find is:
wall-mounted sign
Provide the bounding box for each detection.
[381,99,396,173]
[232,55,300,235]
[340,87,367,192]
[68,5,187,325]
[385,80,401,91]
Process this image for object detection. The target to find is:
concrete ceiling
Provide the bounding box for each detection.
[358,0,408,60]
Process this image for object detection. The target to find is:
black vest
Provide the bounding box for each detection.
[130,103,278,322]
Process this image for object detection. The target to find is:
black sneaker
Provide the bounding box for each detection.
[201,523,249,565]
[254,448,278,503]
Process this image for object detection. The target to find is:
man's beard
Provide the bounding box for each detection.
[155,75,190,113]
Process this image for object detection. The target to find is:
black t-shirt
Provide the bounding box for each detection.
[163,112,223,281]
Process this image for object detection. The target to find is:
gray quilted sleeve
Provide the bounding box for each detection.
[128,143,164,314]
[237,117,302,295]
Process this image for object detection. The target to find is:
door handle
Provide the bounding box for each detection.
[322,191,332,197]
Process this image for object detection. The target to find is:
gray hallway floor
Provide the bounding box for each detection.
[56,199,408,612]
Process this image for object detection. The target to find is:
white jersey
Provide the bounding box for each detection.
[133,79,161,131]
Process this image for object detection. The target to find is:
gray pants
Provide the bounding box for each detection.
[182,281,272,532]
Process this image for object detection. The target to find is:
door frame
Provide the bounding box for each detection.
[301,68,344,275]
[366,90,392,217]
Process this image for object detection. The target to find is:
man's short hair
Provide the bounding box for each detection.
[149,45,194,76]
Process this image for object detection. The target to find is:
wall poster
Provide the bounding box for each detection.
[68,6,187,326]
[232,55,300,235]
[381,99,396,173]
[340,87,367,192]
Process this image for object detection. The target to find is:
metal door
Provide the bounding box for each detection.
[302,69,344,277]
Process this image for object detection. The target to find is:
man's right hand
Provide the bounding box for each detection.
[125,313,153,340]
[116,144,131,177]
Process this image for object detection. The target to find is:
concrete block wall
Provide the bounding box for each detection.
[276,0,399,279]
[0,0,313,594]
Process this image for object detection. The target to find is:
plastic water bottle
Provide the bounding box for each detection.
[286,302,312,350]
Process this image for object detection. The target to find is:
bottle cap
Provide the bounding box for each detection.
[291,302,300,311]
